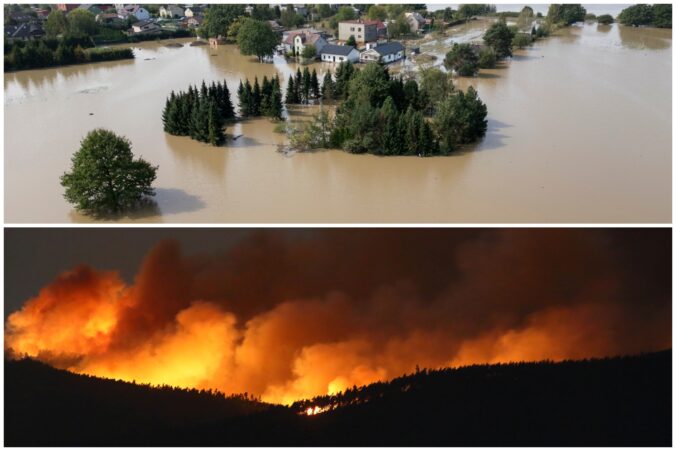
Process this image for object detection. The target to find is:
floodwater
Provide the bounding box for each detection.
[4,22,671,223]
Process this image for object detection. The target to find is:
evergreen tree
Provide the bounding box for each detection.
[218,80,235,120]
[295,68,303,103]
[321,71,335,100]
[301,67,311,104]
[310,69,320,99]
[379,96,401,155]
[252,77,261,116]
[418,119,436,156]
[207,99,225,145]
[191,97,210,142]
[269,84,283,120]
[285,76,297,105]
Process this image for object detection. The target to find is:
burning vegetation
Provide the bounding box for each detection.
[4,229,671,405]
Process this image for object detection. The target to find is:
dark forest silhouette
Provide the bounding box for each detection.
[5,350,671,446]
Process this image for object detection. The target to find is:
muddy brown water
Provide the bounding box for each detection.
[4,22,671,223]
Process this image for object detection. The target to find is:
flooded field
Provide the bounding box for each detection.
[4,21,671,223]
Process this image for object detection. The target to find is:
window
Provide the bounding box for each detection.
[350,27,354,31]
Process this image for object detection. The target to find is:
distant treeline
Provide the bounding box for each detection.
[618,4,671,28]
[5,350,671,446]
[162,81,235,146]
[4,38,133,71]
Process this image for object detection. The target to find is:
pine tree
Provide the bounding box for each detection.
[321,71,334,100]
[220,80,235,120]
[379,96,401,155]
[162,91,177,133]
[191,97,210,142]
[252,77,261,116]
[200,80,208,99]
[301,67,311,104]
[239,80,251,117]
[418,118,435,156]
[310,69,320,99]
[207,99,225,145]
[269,83,283,120]
[295,68,303,103]
[285,76,296,105]
[260,76,271,116]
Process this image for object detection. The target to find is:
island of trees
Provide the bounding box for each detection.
[162,80,235,146]
[287,62,487,156]
[618,4,672,28]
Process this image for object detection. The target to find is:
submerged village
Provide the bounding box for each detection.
[4,4,673,222]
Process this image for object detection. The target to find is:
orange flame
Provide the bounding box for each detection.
[4,232,671,404]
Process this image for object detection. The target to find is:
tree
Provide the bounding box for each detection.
[346,35,357,47]
[419,67,454,114]
[301,44,317,60]
[60,129,157,214]
[310,69,320,99]
[651,4,671,28]
[434,86,487,153]
[512,33,532,49]
[348,62,391,108]
[388,12,411,38]
[301,67,311,103]
[596,14,614,25]
[517,6,535,30]
[547,4,586,26]
[285,76,297,104]
[444,43,479,76]
[379,96,402,155]
[200,4,246,38]
[366,5,388,21]
[226,16,246,43]
[477,47,497,68]
[483,21,515,59]
[236,18,280,62]
[68,9,98,38]
[207,99,225,145]
[321,71,335,100]
[45,9,68,38]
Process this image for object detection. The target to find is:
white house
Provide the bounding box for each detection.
[184,7,203,18]
[359,41,405,64]
[117,4,150,21]
[405,11,426,33]
[159,5,184,19]
[282,29,327,56]
[319,44,360,63]
[131,19,162,35]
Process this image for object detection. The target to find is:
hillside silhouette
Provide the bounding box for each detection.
[5,350,671,446]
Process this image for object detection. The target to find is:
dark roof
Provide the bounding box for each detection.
[320,44,356,56]
[5,22,45,39]
[374,41,405,56]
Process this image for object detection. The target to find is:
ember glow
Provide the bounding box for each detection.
[4,230,671,404]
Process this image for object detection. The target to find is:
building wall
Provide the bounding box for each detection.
[338,22,377,43]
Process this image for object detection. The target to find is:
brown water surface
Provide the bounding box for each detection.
[4,22,671,223]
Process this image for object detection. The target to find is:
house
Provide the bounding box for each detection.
[359,41,405,64]
[117,4,150,21]
[56,4,80,13]
[186,15,203,28]
[96,12,127,27]
[130,19,161,35]
[184,6,203,18]
[159,5,184,19]
[282,29,327,56]
[338,20,377,45]
[319,44,360,63]
[370,19,388,39]
[76,4,103,15]
[405,11,426,33]
[34,8,51,20]
[267,20,286,35]
[9,12,35,23]
[5,22,46,41]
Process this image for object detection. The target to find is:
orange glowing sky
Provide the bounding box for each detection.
[4,229,671,404]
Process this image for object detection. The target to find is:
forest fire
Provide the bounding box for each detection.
[4,230,671,405]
